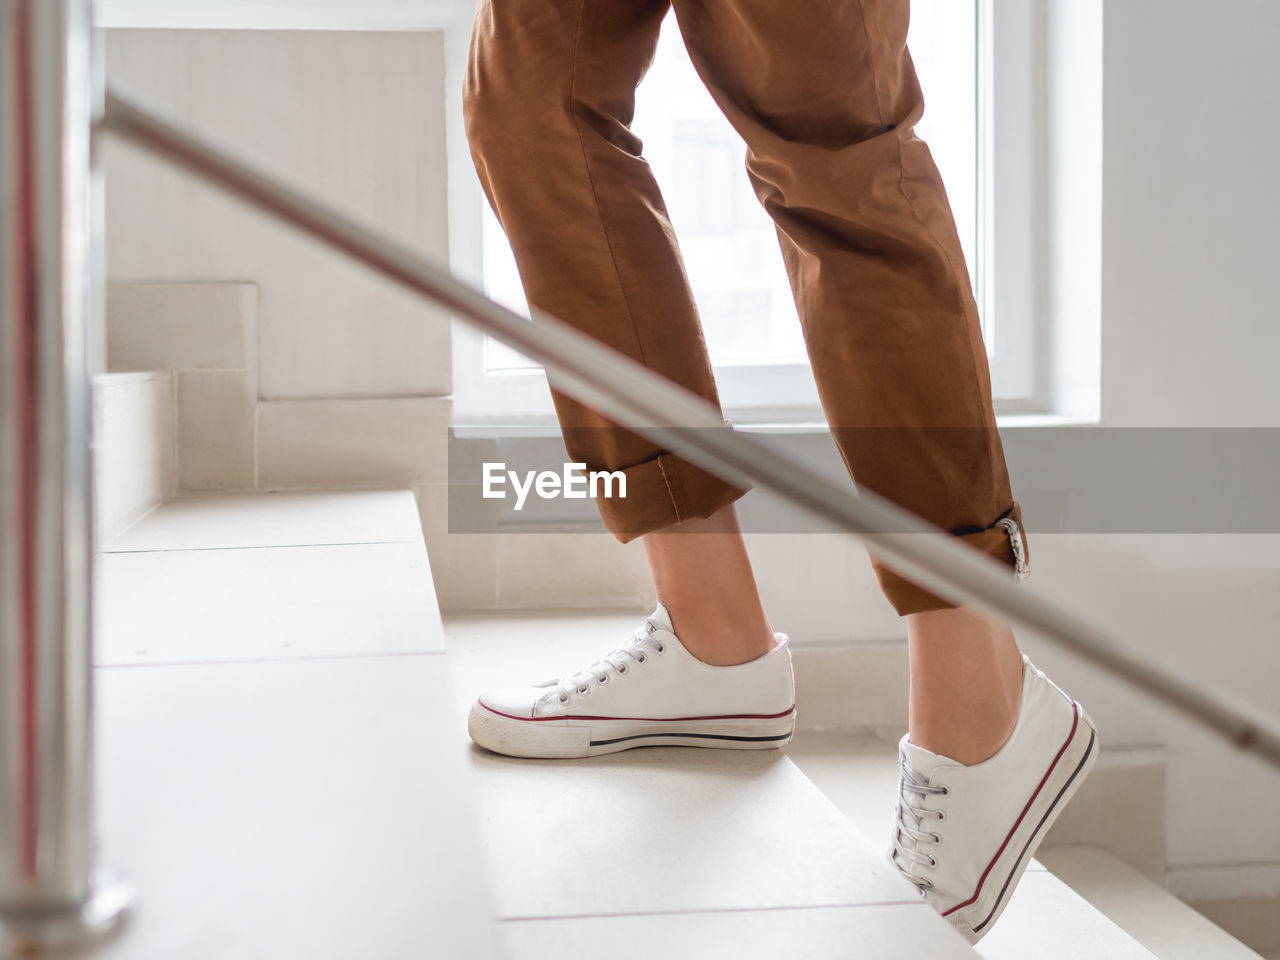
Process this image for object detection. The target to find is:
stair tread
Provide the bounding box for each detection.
[445,612,975,955]
[100,540,442,665]
[500,905,969,959]
[1038,846,1265,960]
[82,492,501,959]
[105,488,421,552]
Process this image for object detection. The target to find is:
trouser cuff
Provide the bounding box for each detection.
[872,502,1030,616]
[597,452,747,542]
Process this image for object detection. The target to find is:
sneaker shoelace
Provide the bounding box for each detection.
[890,755,948,892]
[552,617,667,704]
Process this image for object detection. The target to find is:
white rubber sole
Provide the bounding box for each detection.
[467,700,796,759]
[947,701,1100,944]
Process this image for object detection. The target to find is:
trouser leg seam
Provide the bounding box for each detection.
[656,457,684,525]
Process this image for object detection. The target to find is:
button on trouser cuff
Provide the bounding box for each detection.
[872,503,1030,616]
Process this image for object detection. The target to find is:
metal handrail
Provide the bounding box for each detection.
[101,89,1280,770]
[2,0,136,948]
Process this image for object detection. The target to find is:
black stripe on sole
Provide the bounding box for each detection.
[972,726,1098,936]
[589,732,794,747]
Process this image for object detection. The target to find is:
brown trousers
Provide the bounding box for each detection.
[463,0,1026,615]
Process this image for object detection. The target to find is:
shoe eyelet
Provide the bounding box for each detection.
[577,684,589,695]
[618,664,628,674]
[928,855,938,868]
[559,694,569,704]
[935,811,946,822]
[655,643,665,653]
[939,786,951,797]
[931,833,942,844]
[637,654,647,663]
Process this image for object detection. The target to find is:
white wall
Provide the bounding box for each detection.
[1083,0,1280,897]
[105,28,451,400]
[1101,0,1280,428]
[102,27,474,613]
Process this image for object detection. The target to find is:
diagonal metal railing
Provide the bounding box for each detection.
[101,89,1280,770]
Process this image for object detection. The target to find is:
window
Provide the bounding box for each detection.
[459,0,1041,426]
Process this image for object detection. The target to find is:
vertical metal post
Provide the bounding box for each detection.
[1,0,134,952]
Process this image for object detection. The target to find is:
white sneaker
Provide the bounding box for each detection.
[467,605,796,759]
[889,655,1099,944]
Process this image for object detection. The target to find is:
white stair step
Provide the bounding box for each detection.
[104,488,419,552]
[499,905,973,959]
[88,491,501,959]
[93,371,174,543]
[444,611,976,958]
[974,870,1156,959]
[100,540,439,665]
[1038,846,1265,960]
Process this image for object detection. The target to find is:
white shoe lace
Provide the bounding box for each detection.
[552,617,667,704]
[890,755,949,892]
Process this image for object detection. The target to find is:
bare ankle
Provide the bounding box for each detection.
[661,599,775,666]
[907,606,1025,764]
[642,504,775,666]
[910,700,1020,765]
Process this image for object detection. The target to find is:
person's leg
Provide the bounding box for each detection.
[464,0,772,667]
[670,0,1094,942]
[907,608,1023,765]
[464,0,739,541]
[669,0,1027,750]
[644,504,775,666]
[462,0,791,758]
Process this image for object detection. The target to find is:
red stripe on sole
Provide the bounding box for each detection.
[942,702,1081,918]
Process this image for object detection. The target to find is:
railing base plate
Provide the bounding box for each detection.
[0,871,135,958]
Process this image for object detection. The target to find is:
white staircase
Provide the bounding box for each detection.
[89,490,501,958]
[86,488,1267,958]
